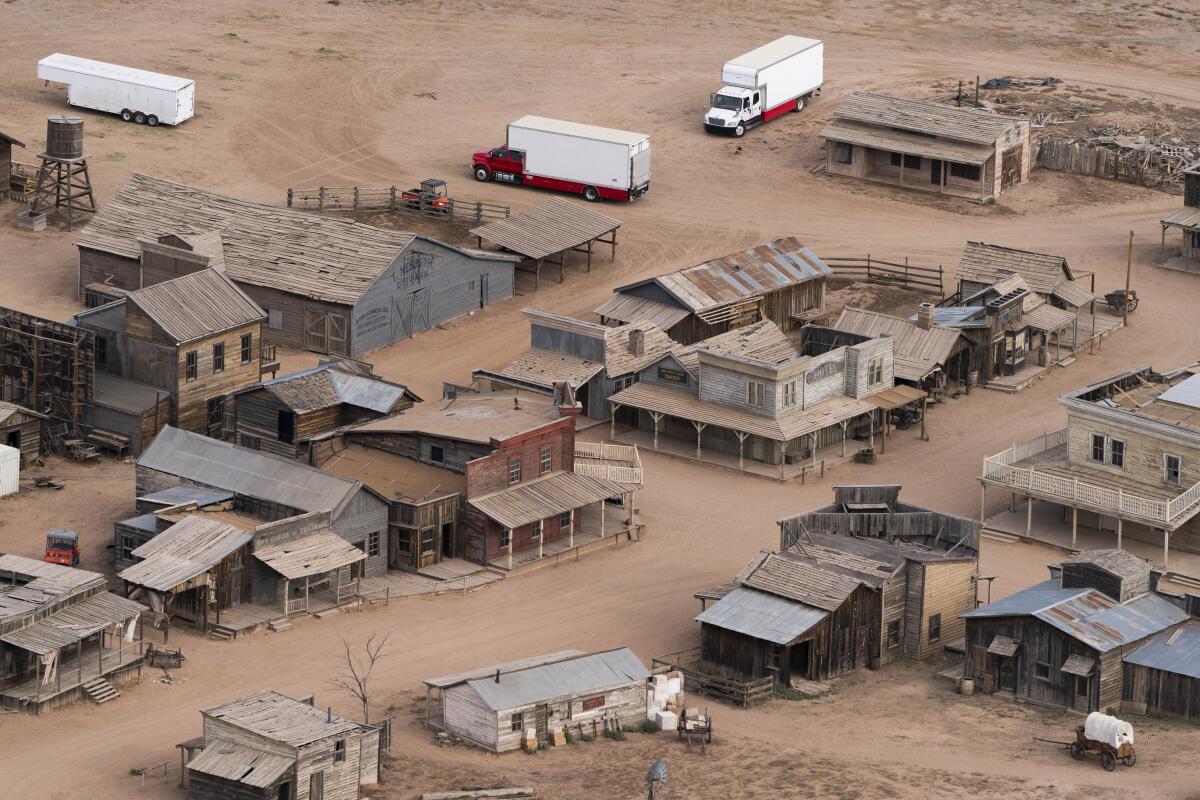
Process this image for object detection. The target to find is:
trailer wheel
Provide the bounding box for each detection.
[1122,751,1136,767]
[794,97,806,113]
[1100,751,1116,772]
[733,124,746,137]
[120,109,133,122]
[133,111,147,125]
[473,166,491,182]
[146,115,159,127]
[1069,742,1084,760]
[582,185,600,202]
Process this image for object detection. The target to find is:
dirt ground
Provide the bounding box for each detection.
[2,0,1200,798]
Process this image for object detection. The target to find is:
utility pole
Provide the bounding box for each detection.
[1124,231,1133,327]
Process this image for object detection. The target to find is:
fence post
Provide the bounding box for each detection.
[318,186,325,212]
[287,188,293,208]
[866,253,871,281]
[353,186,359,210]
[904,257,909,288]
[389,186,396,211]
[475,202,482,225]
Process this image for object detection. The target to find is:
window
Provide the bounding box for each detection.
[499,528,510,548]
[212,342,225,374]
[333,740,345,763]
[868,358,883,386]
[927,613,941,643]
[309,772,324,800]
[1166,454,1182,485]
[511,711,524,732]
[1109,438,1125,469]
[1035,662,1051,682]
[1089,433,1106,463]
[615,375,636,391]
[96,336,107,366]
[782,381,797,407]
[949,162,982,181]
[430,444,445,464]
[396,532,412,554]
[185,350,197,381]
[887,619,901,648]
[539,446,552,474]
[240,434,261,450]
[508,458,521,484]
[834,142,852,164]
[240,333,253,364]
[747,381,765,408]
[889,152,921,169]
[560,511,572,529]
[119,535,137,563]
[530,519,542,540]
[267,309,283,330]
[365,530,380,558]
[277,411,296,443]
[752,91,760,105]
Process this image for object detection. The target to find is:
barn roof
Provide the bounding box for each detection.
[464,648,649,711]
[138,426,362,514]
[958,242,1073,295]
[122,269,265,343]
[241,363,416,415]
[1124,621,1200,679]
[830,92,1023,145]
[75,175,515,305]
[202,689,365,747]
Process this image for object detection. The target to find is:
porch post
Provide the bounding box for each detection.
[610,402,619,440]
[304,575,310,612]
[651,412,662,450]
[810,432,818,466]
[283,578,290,618]
[1163,529,1170,567]
[980,483,987,523]
[98,633,103,673]
[692,421,707,460]
[868,412,875,450]
[921,396,928,441]
[538,520,543,560]
[56,646,62,695]
[841,420,848,457]
[1026,496,1033,536]
[627,491,636,526]
[600,499,607,537]
[735,431,748,471]
[881,410,889,454]
[1071,506,1078,548]
[569,508,575,548]
[35,657,40,705]
[77,639,82,688]
[507,528,513,570]
[1117,518,1123,550]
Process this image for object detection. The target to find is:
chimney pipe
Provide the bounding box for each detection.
[494,668,501,684]
[327,706,333,723]
[917,303,935,331]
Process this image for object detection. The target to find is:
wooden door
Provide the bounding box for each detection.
[326,313,348,355]
[535,704,549,742]
[229,550,243,606]
[479,273,489,308]
[418,527,437,568]
[1001,146,1023,189]
[412,288,430,332]
[855,627,869,668]
[304,310,349,355]
[930,159,943,185]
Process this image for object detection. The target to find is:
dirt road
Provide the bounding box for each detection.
[1,0,1199,797]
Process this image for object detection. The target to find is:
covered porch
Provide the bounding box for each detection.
[253,530,368,618]
[485,498,637,573]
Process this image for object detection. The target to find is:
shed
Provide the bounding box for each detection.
[0,401,47,467]
[0,130,25,201]
[75,174,520,357]
[1122,621,1200,722]
[428,648,649,752]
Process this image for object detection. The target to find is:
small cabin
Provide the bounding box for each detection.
[0,401,46,467]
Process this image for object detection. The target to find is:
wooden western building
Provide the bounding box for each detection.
[956,241,1096,310]
[694,486,978,687]
[1121,618,1200,723]
[825,308,968,394]
[962,550,1192,716]
[594,237,831,345]
[182,689,382,800]
[423,648,650,752]
[981,363,1200,563]
[0,401,46,467]
[75,268,267,445]
[1160,169,1200,271]
[821,92,1031,202]
[328,386,642,572]
[472,308,675,421]
[231,361,419,461]
[0,130,25,202]
[0,555,146,714]
[74,174,520,358]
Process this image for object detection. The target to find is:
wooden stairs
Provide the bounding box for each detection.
[267,618,292,633]
[81,677,120,704]
[208,625,236,641]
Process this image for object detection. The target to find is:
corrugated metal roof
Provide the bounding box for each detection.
[185,740,293,788]
[963,580,1090,618]
[509,116,649,147]
[467,471,626,530]
[593,293,690,330]
[138,427,361,514]
[470,197,621,260]
[92,371,171,414]
[253,530,366,579]
[139,486,235,507]
[1070,593,1188,652]
[1124,621,1200,679]
[202,690,364,747]
[958,242,1072,294]
[918,307,987,329]
[695,586,827,646]
[831,92,1023,145]
[246,364,412,415]
[465,648,649,711]
[423,650,585,689]
[125,269,264,343]
[1157,373,1200,411]
[119,516,252,592]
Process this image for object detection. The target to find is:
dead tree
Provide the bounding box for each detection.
[329,631,391,724]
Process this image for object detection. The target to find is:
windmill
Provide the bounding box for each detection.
[646,758,668,800]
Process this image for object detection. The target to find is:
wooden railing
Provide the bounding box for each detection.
[574,443,643,484]
[336,580,360,605]
[651,647,775,707]
[286,185,510,227]
[982,429,1200,523]
[285,597,308,615]
[823,255,944,295]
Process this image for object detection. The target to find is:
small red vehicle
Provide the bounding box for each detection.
[44,530,80,567]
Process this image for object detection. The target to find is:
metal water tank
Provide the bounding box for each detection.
[45,115,84,160]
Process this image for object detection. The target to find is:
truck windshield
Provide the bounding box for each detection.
[711,95,741,111]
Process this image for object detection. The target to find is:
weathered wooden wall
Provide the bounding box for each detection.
[918,560,977,659]
[1123,661,1200,723]
[78,249,141,296]
[964,616,1102,711]
[0,416,42,466]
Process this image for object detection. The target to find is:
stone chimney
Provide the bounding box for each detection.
[628,328,645,357]
[916,303,935,330]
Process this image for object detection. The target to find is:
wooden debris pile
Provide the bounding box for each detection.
[1038,123,1200,192]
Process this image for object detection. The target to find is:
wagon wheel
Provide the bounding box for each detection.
[1122,750,1136,767]
[1069,742,1085,761]
[1100,751,1116,772]
[1126,298,1139,312]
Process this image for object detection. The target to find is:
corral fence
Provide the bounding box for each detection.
[1035,136,1196,192]
[824,255,944,296]
[286,185,510,226]
[652,647,774,707]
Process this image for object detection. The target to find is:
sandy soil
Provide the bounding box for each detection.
[2,0,1200,797]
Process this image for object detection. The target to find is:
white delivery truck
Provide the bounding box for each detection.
[703,36,823,137]
[37,54,195,126]
[473,116,651,202]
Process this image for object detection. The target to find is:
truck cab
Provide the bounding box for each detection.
[44,530,80,567]
[704,87,763,137]
[472,147,526,184]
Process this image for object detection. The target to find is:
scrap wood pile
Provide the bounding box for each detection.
[420,790,536,799]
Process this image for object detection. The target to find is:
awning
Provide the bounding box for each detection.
[1061,654,1096,677]
[987,635,1019,657]
[1162,206,1200,231]
[467,471,626,530]
[865,385,927,411]
[0,592,146,654]
[1050,281,1097,309]
[185,739,293,788]
[594,293,690,331]
[254,531,366,580]
[1022,304,1077,333]
[892,354,941,383]
[695,586,828,646]
[821,119,994,165]
[119,517,252,593]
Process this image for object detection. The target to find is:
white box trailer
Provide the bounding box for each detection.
[37,54,195,126]
[704,36,823,137]
[473,116,650,202]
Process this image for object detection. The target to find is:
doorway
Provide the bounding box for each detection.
[930,159,943,185]
[206,397,225,438]
[1071,675,1092,711]
[788,640,810,682]
[996,654,1017,693]
[441,522,454,558]
[304,310,349,355]
[479,273,489,308]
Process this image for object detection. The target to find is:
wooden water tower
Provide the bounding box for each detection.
[26,115,96,229]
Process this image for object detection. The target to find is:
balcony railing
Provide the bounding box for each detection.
[981,428,1200,524]
[574,442,644,485]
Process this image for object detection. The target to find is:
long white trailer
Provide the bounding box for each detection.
[37,54,195,126]
[704,36,823,137]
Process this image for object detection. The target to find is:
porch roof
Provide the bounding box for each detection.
[821,119,994,165]
[253,531,366,580]
[695,586,827,646]
[0,592,146,654]
[184,739,293,788]
[864,384,926,411]
[1021,303,1077,333]
[467,471,626,530]
[119,516,253,593]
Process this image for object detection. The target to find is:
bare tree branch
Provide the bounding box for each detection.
[328,630,391,724]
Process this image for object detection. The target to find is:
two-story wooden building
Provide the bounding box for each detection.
[75,268,267,442]
[980,364,1200,565]
[821,92,1031,202]
[183,689,381,800]
[594,237,832,344]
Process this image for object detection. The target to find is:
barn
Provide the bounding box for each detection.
[73,174,520,358]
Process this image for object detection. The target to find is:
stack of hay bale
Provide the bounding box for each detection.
[647,671,685,731]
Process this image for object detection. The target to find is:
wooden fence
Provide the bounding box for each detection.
[824,255,944,296]
[1036,137,1193,192]
[652,647,774,707]
[286,185,510,227]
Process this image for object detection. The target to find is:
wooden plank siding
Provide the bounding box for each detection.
[879,568,908,665]
[0,417,43,466]
[918,560,976,659]
[175,323,263,435]
[1123,663,1200,723]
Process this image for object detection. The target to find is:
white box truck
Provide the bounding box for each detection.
[37,54,195,126]
[473,116,651,202]
[703,36,823,137]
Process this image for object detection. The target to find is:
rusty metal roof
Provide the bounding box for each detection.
[1125,621,1200,679]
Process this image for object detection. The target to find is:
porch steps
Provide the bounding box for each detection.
[208,625,236,641]
[314,608,343,619]
[267,618,292,633]
[81,677,119,704]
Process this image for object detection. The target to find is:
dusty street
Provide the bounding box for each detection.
[1,0,1199,797]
